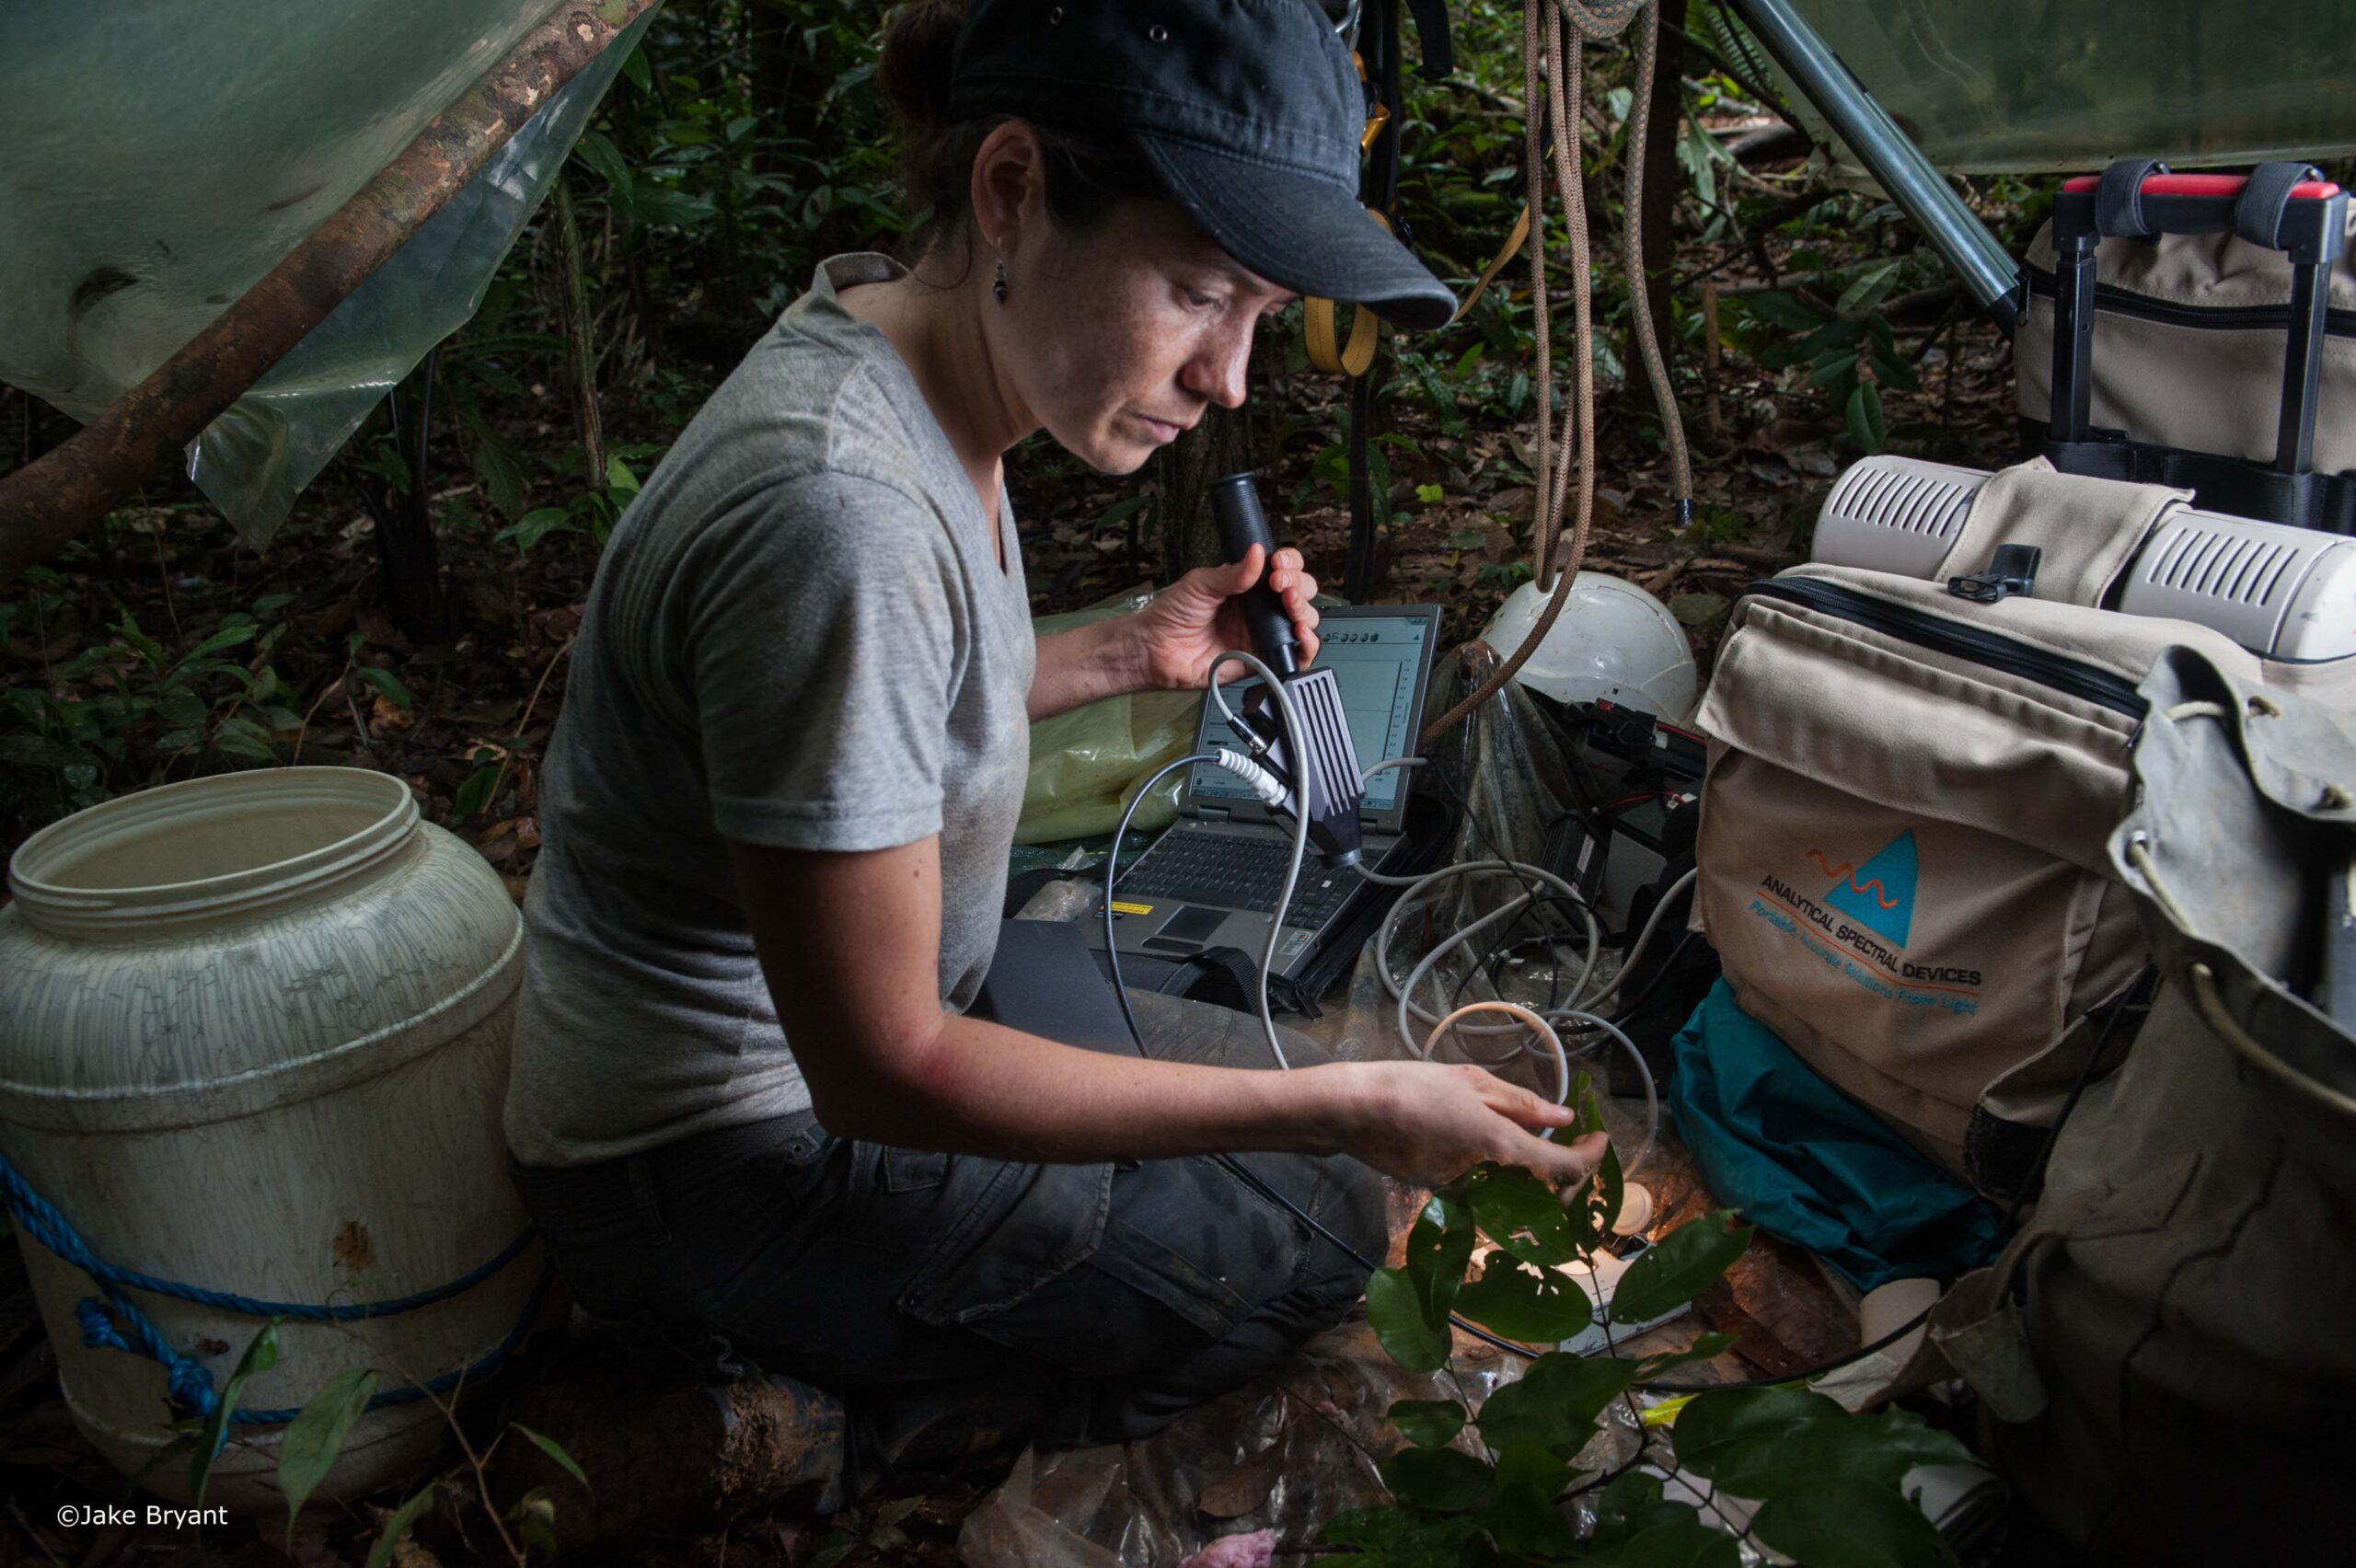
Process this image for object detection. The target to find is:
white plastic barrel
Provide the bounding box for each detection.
[0,767,535,1511]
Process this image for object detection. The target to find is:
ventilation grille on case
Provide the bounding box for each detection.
[2141,520,2302,608]
[1826,461,1976,542]
[1813,457,1990,577]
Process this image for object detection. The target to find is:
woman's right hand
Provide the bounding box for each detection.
[1321,1060,1611,1196]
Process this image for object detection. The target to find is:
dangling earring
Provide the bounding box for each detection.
[992,255,1009,306]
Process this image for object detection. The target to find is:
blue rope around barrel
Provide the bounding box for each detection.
[1,1147,541,1424]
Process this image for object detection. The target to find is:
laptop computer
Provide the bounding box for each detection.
[1089,603,1444,982]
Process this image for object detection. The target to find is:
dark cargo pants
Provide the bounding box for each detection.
[506,992,1386,1461]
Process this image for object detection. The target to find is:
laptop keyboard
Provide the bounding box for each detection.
[1115,829,1365,929]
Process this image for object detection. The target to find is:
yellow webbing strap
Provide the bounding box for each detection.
[1297,48,1532,375]
[1303,208,1392,376]
[1451,201,1532,324]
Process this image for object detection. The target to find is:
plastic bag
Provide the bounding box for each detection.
[1018,589,1199,846]
[955,1315,1640,1568]
[0,0,653,547]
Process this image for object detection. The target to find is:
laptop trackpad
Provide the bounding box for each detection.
[1157,905,1228,947]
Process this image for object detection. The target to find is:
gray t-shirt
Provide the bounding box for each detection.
[503,253,1035,1167]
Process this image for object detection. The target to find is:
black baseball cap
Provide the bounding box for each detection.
[946,0,1459,331]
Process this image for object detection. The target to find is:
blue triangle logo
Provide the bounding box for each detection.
[1823,831,1917,948]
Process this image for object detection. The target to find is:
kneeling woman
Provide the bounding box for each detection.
[503,0,1602,1465]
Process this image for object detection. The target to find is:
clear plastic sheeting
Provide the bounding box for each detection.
[0,1,654,548]
[1019,590,1200,845]
[955,1317,1643,1568]
[1769,0,2356,174]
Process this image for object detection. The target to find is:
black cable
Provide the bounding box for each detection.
[1603,929,1700,1029]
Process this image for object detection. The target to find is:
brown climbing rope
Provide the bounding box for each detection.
[1421,0,1692,748]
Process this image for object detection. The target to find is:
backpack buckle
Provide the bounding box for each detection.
[1947,544,2044,604]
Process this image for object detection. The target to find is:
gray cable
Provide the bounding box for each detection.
[1207,650,1314,1073]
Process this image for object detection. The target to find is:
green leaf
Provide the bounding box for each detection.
[1752,1480,1959,1568]
[1379,1445,1491,1512]
[632,186,718,228]
[1673,1387,1974,1500]
[1846,381,1888,454]
[1588,1135,1624,1250]
[355,667,413,710]
[1595,1467,1666,1521]
[463,413,528,522]
[1746,291,1825,331]
[1610,1210,1752,1324]
[1870,349,1922,395]
[572,129,634,195]
[1472,1352,1638,1453]
[452,762,502,823]
[1585,1516,1745,1568]
[0,734,101,770]
[511,1424,591,1492]
[209,716,280,762]
[363,1479,440,1568]
[1451,1253,1591,1342]
[279,1368,377,1537]
[1808,347,1863,388]
[1836,260,1903,317]
[169,621,256,674]
[512,1489,559,1555]
[1415,483,1445,504]
[1796,317,1860,361]
[1403,1193,1478,1328]
[1481,1443,1576,1556]
[1367,1265,1452,1373]
[113,609,167,672]
[725,114,757,144]
[507,507,577,553]
[1385,1399,1467,1448]
[190,1321,280,1505]
[1459,1164,1579,1267]
[619,42,652,93]
[605,453,641,500]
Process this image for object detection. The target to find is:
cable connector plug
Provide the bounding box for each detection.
[1213,747,1291,809]
[1221,706,1276,759]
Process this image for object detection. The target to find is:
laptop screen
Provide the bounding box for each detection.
[1187,609,1438,819]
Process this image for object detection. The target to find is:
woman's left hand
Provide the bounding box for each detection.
[1132,545,1321,690]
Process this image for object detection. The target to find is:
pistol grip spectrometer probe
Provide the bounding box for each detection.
[1207,471,1367,869]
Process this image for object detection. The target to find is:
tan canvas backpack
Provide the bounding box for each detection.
[1691,461,2356,1194]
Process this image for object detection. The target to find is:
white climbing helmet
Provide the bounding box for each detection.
[1479,571,1700,723]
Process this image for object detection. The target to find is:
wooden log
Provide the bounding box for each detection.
[495,1370,845,1555]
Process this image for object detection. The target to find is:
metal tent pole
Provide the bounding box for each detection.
[1728,0,2021,335]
